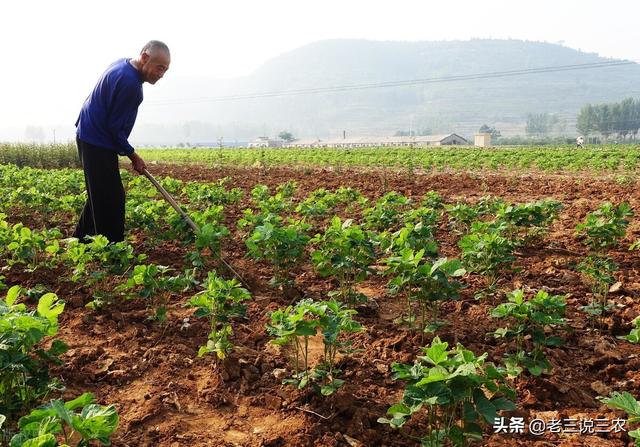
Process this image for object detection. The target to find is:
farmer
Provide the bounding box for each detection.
[73,40,170,242]
[576,135,585,148]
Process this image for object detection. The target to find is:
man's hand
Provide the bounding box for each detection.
[128,152,147,174]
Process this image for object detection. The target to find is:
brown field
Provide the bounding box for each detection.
[6,163,640,447]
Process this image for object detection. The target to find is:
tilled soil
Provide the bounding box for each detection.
[5,163,640,447]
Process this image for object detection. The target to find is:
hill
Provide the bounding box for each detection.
[135,39,640,143]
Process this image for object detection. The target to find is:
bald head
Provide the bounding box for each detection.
[140,40,170,58]
[132,40,171,84]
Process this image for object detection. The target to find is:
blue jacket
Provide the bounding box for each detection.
[75,58,143,156]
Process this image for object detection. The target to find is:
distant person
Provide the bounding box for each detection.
[73,41,171,242]
[576,136,584,148]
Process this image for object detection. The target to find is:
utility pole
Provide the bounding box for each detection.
[53,129,56,144]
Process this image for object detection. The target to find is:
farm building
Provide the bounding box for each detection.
[281,133,469,148]
[247,137,284,148]
[474,133,492,147]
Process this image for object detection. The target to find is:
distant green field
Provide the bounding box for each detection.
[2,143,640,173]
[137,145,640,173]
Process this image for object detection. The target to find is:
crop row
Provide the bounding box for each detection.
[2,163,640,445]
[3,143,640,173]
[133,144,640,173]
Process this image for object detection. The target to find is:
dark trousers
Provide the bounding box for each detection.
[73,137,125,242]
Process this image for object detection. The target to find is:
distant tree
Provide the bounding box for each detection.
[596,104,613,141]
[631,99,640,140]
[618,98,636,140]
[525,113,559,136]
[576,104,596,136]
[278,131,295,142]
[578,98,640,141]
[478,124,501,139]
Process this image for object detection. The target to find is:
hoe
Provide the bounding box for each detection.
[142,168,250,290]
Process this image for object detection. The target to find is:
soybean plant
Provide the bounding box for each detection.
[187,272,251,359]
[266,299,362,396]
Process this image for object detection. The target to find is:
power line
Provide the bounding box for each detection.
[147,60,636,106]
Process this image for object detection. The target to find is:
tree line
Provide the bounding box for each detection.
[576,98,640,141]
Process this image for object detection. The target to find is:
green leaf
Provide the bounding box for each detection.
[48,339,69,357]
[452,362,478,377]
[424,337,449,366]
[415,367,449,386]
[628,428,640,441]
[527,363,545,376]
[65,393,95,411]
[197,345,211,357]
[294,324,318,337]
[378,403,411,428]
[492,397,516,411]
[473,388,496,424]
[620,329,640,344]
[377,416,407,428]
[320,379,344,396]
[37,293,65,326]
[19,435,58,447]
[18,409,57,431]
[6,285,22,306]
[52,400,74,428]
[387,403,412,417]
[72,404,120,442]
[600,391,640,417]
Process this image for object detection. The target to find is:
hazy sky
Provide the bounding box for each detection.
[2,0,639,141]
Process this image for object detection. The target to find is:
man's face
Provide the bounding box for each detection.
[140,51,170,84]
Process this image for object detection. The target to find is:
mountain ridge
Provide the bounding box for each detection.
[134,38,640,143]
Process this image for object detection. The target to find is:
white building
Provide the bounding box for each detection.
[474,133,492,147]
[282,133,469,148]
[247,137,283,148]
